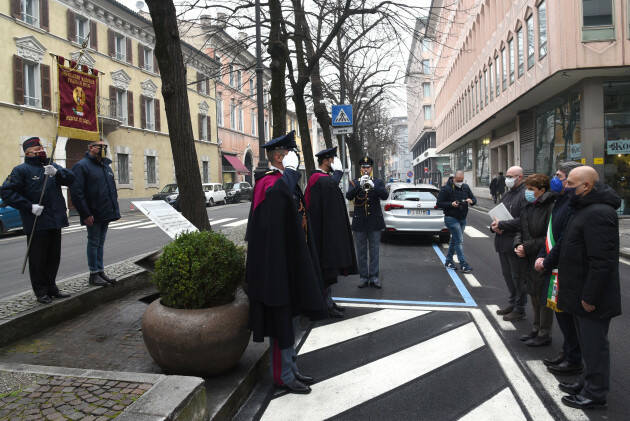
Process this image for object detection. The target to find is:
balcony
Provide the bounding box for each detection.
[97,97,122,133]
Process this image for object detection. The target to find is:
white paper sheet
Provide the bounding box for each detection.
[488,202,513,221]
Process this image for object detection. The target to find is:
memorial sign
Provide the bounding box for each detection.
[132,201,198,239]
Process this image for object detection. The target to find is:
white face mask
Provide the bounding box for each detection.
[505,177,516,189]
[454,181,463,188]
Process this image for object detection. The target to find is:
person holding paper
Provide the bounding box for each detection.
[490,166,528,322]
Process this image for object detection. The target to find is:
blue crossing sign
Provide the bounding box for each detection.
[331,104,353,127]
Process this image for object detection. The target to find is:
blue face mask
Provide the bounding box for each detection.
[550,176,564,193]
[524,189,536,203]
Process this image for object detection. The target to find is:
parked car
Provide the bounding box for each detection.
[381,183,450,242]
[224,182,253,203]
[152,184,178,201]
[0,198,23,234]
[202,183,227,206]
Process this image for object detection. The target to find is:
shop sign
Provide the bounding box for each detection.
[607,139,630,155]
[569,144,582,159]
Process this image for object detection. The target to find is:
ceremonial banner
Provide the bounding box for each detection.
[57,61,100,141]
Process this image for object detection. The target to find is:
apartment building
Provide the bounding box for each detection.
[406,15,450,186]
[1,0,220,210]
[426,0,630,212]
[386,117,414,182]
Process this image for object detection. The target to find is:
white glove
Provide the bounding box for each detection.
[282,151,299,171]
[331,158,343,172]
[366,179,374,188]
[360,175,370,186]
[31,204,44,216]
[43,165,57,177]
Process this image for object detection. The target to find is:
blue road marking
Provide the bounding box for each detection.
[431,243,477,306]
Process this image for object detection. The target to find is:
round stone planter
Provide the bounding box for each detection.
[142,287,250,377]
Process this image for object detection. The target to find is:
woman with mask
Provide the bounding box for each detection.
[514,174,556,346]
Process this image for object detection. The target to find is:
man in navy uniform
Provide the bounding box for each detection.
[245,131,327,394]
[346,156,388,288]
[305,147,357,318]
[0,137,74,304]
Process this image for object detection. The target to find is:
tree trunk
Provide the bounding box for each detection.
[292,86,315,175]
[267,0,287,139]
[145,0,211,231]
[346,135,363,179]
[310,64,333,149]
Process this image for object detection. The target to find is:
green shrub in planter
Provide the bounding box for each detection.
[152,231,245,309]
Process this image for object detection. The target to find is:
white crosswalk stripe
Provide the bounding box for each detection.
[222,218,248,228]
[110,221,156,230]
[464,225,489,238]
[485,304,516,331]
[463,273,481,287]
[210,218,237,226]
[458,388,525,421]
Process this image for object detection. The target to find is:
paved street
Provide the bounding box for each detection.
[0,201,251,300]
[239,207,630,421]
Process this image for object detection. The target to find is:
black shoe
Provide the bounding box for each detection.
[543,352,565,367]
[357,280,369,288]
[496,305,514,315]
[503,311,525,322]
[525,336,552,347]
[99,272,117,285]
[37,295,52,304]
[561,394,607,410]
[520,331,538,342]
[276,379,311,394]
[548,361,584,376]
[88,273,110,287]
[294,371,315,385]
[558,381,583,395]
[332,302,345,312]
[371,280,382,289]
[460,265,473,274]
[328,307,345,319]
[50,291,70,299]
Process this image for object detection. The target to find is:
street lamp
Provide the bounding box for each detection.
[253,0,267,178]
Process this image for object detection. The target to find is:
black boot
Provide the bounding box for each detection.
[99,272,117,286]
[89,273,109,287]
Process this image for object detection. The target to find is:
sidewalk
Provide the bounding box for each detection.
[473,196,630,259]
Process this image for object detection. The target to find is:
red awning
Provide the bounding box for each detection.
[223,154,250,175]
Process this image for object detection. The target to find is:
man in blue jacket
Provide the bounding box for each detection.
[437,171,476,273]
[70,141,120,287]
[0,137,74,304]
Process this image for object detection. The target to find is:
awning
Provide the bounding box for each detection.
[223,154,250,175]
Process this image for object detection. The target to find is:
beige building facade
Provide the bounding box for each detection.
[422,0,630,213]
[1,0,220,211]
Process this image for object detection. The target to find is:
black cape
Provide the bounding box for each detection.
[245,169,327,348]
[306,170,358,284]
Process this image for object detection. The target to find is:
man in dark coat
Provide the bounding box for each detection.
[544,166,621,410]
[0,137,74,304]
[245,131,327,395]
[490,166,529,321]
[490,174,498,203]
[70,141,120,287]
[346,156,388,288]
[436,170,477,273]
[513,174,555,347]
[305,147,357,318]
[496,172,506,202]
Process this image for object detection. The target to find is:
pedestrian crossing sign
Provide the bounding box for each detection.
[332,104,353,127]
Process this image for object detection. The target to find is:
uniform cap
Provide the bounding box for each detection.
[315,146,337,159]
[22,137,41,152]
[262,131,297,150]
[359,156,374,167]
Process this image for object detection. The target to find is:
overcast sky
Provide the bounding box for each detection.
[116,0,431,118]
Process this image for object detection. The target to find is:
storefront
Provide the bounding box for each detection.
[604,81,630,215]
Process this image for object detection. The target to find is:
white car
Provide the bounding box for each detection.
[381,183,450,242]
[203,183,227,206]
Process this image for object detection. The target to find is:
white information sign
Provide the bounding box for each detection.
[332,126,353,135]
[132,200,198,239]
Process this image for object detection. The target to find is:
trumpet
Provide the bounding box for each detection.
[360,176,373,193]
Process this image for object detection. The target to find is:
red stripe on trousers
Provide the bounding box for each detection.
[272,340,283,385]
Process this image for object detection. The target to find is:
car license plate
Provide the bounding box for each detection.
[407,209,429,215]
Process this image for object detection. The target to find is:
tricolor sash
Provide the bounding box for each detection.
[545,214,561,312]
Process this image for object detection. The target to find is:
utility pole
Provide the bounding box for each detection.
[253,0,268,179]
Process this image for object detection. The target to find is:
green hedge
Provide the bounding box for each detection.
[152,231,245,309]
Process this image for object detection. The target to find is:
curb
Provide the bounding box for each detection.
[0,269,151,348]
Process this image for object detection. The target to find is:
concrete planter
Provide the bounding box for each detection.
[142,288,250,377]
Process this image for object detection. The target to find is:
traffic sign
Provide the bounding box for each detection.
[332,104,353,127]
[407,171,413,178]
[332,126,353,135]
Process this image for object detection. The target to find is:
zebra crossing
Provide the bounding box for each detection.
[256,306,553,421]
[60,216,249,234]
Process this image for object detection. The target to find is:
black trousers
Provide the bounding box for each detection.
[574,315,611,402]
[498,251,527,312]
[556,311,581,364]
[26,228,62,298]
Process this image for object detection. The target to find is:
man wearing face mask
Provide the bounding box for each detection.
[70,141,120,287]
[437,170,476,273]
[1,137,74,303]
[538,166,621,410]
[490,166,529,321]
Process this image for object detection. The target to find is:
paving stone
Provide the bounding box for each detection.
[91,406,107,415]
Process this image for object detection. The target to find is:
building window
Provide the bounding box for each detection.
[23,60,40,107]
[75,15,89,45]
[145,97,155,130]
[422,59,430,75]
[508,38,515,84]
[604,82,630,215]
[483,69,488,105]
[516,26,524,77]
[118,153,129,184]
[230,99,236,129]
[264,118,269,140]
[237,70,242,91]
[423,105,432,120]
[526,15,535,69]
[146,156,156,185]
[423,82,431,98]
[249,78,254,95]
[200,115,208,140]
[488,63,493,101]
[143,48,153,72]
[422,39,432,52]
[229,64,234,87]
[115,89,127,124]
[21,0,39,26]
[538,1,547,58]
[202,161,209,183]
[582,0,614,41]
[495,55,500,96]
[217,93,223,127]
[251,109,256,135]
[115,33,126,61]
[238,103,243,131]
[476,139,490,186]
[501,48,507,90]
